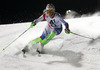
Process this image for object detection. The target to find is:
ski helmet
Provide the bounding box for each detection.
[46,4,55,13]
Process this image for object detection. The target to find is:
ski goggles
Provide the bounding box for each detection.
[46,10,55,14]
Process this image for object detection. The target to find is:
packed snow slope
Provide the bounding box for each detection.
[0,12,100,70]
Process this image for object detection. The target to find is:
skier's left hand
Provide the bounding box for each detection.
[65,28,70,34]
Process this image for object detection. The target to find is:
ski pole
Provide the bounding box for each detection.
[70,31,94,40]
[2,27,31,51]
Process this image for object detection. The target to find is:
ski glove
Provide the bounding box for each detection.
[30,22,36,28]
[65,28,70,34]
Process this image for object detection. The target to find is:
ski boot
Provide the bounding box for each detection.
[22,45,29,54]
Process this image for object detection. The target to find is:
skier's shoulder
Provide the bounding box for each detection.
[41,13,47,20]
[55,12,62,18]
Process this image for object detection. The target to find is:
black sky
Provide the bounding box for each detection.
[0,0,98,24]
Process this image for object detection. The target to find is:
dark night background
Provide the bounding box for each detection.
[0,0,99,24]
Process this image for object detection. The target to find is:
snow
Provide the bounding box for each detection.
[0,12,100,70]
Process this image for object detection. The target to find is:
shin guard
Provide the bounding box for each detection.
[28,37,42,45]
[41,31,55,45]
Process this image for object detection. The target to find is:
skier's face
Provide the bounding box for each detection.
[47,10,55,18]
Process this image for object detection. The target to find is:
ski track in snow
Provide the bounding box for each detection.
[0,13,100,70]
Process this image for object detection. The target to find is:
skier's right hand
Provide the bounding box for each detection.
[65,28,71,34]
[30,22,36,28]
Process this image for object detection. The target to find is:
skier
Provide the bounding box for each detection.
[22,4,70,54]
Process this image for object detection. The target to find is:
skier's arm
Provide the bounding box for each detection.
[34,14,45,23]
[59,18,69,29]
[57,13,69,29]
[30,14,46,28]
[59,17,70,34]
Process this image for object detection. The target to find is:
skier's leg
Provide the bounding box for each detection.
[36,25,51,53]
[36,31,55,54]
[40,24,54,45]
